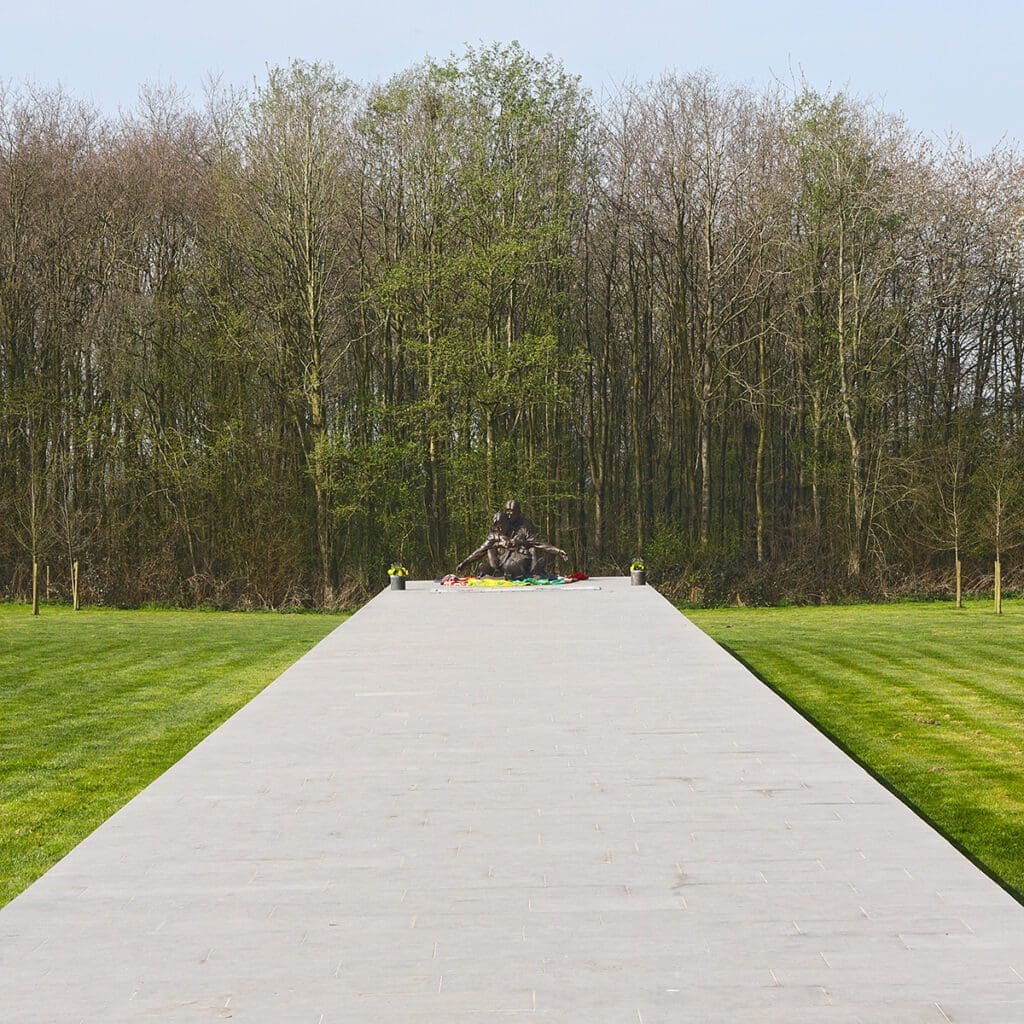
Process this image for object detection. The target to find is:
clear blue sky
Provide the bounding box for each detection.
[2,0,1019,152]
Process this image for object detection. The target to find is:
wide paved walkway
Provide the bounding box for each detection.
[2,579,1024,1022]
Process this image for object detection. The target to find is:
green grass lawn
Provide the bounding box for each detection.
[0,604,346,907]
[687,598,1024,900]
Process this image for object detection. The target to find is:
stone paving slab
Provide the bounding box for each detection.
[2,578,1023,1022]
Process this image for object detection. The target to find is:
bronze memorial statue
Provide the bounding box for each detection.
[455,499,568,579]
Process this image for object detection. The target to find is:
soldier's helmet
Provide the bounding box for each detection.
[504,499,521,518]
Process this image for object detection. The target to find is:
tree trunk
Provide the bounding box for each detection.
[485,410,495,508]
[835,226,866,576]
[699,369,712,548]
[755,416,766,563]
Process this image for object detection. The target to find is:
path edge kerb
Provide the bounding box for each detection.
[0,608,360,906]
[694,621,1024,909]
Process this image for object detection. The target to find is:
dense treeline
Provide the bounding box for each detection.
[3,45,1023,607]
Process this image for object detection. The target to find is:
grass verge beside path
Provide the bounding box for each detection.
[687,599,1024,901]
[0,605,346,907]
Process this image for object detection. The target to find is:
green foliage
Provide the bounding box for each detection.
[2,58,1024,604]
[320,427,424,570]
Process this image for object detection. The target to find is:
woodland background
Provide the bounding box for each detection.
[3,44,1023,607]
